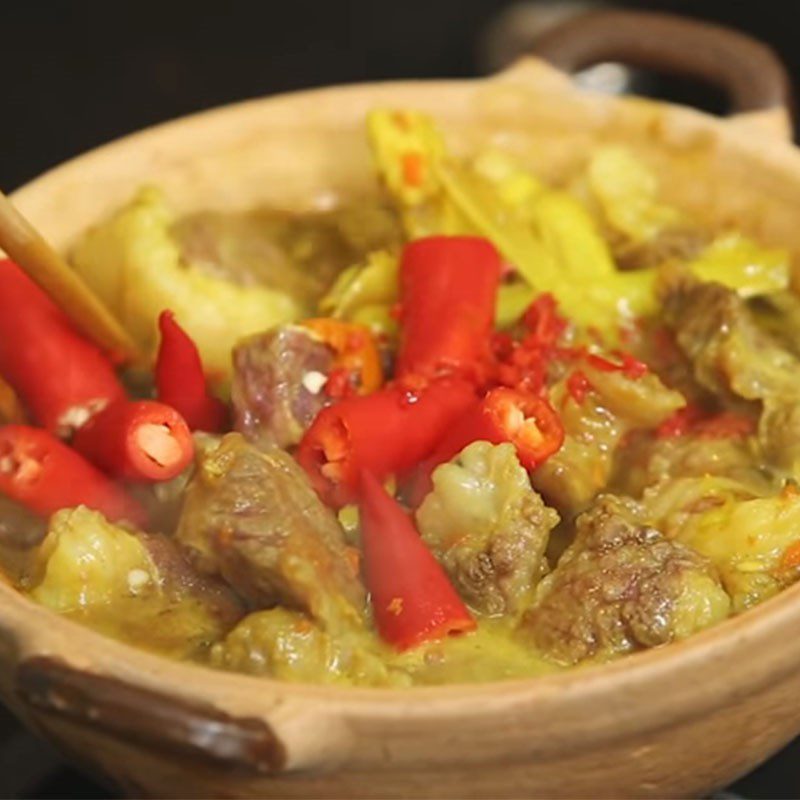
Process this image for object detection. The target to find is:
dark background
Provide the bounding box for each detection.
[1,0,797,192]
[1,1,798,797]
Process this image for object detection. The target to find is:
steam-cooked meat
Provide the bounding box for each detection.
[173,201,403,307]
[663,276,800,474]
[663,277,800,402]
[614,432,775,500]
[518,496,730,665]
[231,326,334,449]
[416,442,559,616]
[176,434,365,631]
[532,367,683,518]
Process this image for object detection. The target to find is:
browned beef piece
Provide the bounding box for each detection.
[518,496,729,665]
[140,531,244,630]
[531,367,683,519]
[231,326,334,449]
[0,495,48,587]
[613,432,775,500]
[173,200,402,308]
[663,276,800,473]
[0,495,46,550]
[416,442,559,617]
[663,277,800,402]
[176,433,365,631]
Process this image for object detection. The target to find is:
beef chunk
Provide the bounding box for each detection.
[176,433,365,631]
[663,276,800,474]
[518,496,730,665]
[231,326,334,449]
[663,277,800,402]
[416,442,559,617]
[532,366,683,518]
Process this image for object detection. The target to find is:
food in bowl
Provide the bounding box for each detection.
[1,109,799,687]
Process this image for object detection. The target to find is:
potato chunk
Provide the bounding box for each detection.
[70,188,300,379]
[28,507,242,658]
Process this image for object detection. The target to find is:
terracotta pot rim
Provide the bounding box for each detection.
[4,61,800,751]
[5,554,800,716]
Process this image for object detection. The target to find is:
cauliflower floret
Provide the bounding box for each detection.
[519,496,730,665]
[416,442,559,617]
[28,507,241,658]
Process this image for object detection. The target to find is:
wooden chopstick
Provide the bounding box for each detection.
[0,189,142,365]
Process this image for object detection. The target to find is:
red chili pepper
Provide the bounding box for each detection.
[566,370,593,405]
[359,469,475,651]
[301,318,383,396]
[407,387,564,506]
[296,377,477,508]
[490,293,571,394]
[0,260,125,436]
[585,351,648,379]
[396,237,501,382]
[0,425,146,525]
[656,405,704,439]
[155,311,228,433]
[522,293,567,350]
[73,399,194,483]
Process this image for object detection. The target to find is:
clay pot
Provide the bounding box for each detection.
[3,10,800,798]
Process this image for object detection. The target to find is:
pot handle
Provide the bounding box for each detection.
[16,656,287,776]
[530,9,793,138]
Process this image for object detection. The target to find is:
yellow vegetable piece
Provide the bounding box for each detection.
[31,507,155,613]
[531,191,616,279]
[28,507,237,658]
[367,109,445,206]
[688,233,789,296]
[320,249,398,318]
[587,146,682,244]
[70,188,301,380]
[471,148,546,220]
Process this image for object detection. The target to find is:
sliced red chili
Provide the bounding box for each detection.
[359,469,475,651]
[0,424,146,525]
[396,236,501,383]
[155,310,228,433]
[296,377,477,508]
[0,260,125,436]
[566,370,593,405]
[406,387,564,506]
[656,405,754,440]
[301,318,383,396]
[73,399,195,483]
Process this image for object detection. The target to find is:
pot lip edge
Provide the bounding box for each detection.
[3,66,800,734]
